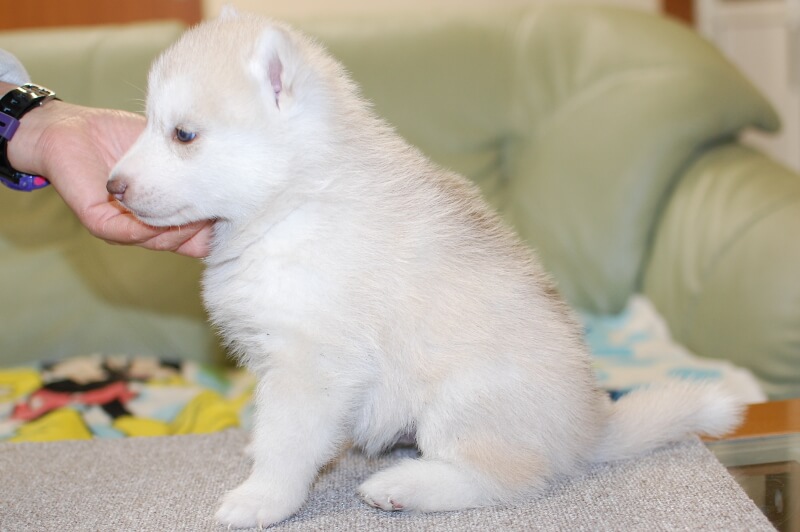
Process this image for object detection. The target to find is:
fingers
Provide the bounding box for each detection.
[91,210,212,257]
[141,222,213,258]
[30,102,211,257]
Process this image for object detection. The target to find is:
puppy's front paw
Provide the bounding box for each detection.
[215,480,300,529]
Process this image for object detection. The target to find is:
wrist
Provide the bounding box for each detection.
[1,81,64,182]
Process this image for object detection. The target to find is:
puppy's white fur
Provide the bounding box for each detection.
[109,11,744,529]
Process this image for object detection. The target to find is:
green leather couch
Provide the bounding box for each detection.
[1,6,798,399]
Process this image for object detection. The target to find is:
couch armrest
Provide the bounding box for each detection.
[643,143,800,399]
[0,21,185,111]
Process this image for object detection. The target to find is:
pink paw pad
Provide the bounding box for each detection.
[389,499,404,511]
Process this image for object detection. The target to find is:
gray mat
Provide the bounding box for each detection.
[0,429,774,531]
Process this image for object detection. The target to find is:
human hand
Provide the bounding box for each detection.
[5,90,212,257]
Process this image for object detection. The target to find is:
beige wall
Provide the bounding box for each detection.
[202,0,658,19]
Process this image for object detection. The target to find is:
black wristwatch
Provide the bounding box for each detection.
[0,83,59,191]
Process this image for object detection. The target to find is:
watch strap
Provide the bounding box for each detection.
[0,83,59,191]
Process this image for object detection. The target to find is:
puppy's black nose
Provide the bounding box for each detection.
[107,178,128,201]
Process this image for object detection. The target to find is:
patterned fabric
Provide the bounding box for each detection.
[0,296,765,442]
[0,355,255,442]
[583,296,766,404]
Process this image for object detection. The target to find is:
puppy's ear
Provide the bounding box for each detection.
[250,27,295,110]
[219,4,240,20]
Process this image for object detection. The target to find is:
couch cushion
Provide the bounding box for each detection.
[302,6,778,313]
[644,144,800,399]
[0,7,783,366]
[0,21,186,111]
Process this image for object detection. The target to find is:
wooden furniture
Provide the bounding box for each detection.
[0,0,201,30]
[708,399,800,531]
[0,1,692,30]
[663,0,694,24]
[730,398,800,440]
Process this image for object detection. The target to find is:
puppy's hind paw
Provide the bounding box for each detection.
[359,490,406,512]
[358,458,492,513]
[357,462,422,512]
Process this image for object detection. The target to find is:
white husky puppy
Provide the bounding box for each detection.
[108,9,743,529]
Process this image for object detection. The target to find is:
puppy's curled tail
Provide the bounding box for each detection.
[592,380,746,463]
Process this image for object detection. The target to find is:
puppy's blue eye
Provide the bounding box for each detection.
[175,128,197,143]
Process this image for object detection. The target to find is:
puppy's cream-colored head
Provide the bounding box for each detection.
[108,10,344,227]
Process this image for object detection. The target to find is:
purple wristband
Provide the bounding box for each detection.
[0,113,51,191]
[0,172,50,191]
[0,84,56,192]
[0,110,20,141]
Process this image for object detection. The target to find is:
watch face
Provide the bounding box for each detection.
[2,84,55,114]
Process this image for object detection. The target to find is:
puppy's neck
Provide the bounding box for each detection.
[204,192,318,267]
